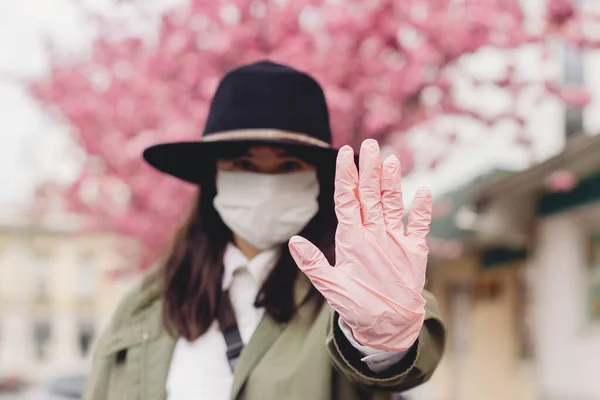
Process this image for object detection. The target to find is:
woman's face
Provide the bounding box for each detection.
[216,145,316,174]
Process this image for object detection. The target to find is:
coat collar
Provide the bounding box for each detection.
[222,243,280,289]
[132,255,313,316]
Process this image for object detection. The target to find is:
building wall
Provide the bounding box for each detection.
[409,257,535,400]
[533,204,600,400]
[0,228,137,382]
[459,266,535,400]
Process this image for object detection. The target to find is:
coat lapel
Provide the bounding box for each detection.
[229,313,284,399]
[143,328,176,400]
[133,266,315,400]
[229,273,313,400]
[129,269,178,400]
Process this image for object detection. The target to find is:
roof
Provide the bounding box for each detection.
[428,169,511,240]
[469,133,600,202]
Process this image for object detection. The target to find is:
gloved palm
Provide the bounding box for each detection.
[289,139,432,352]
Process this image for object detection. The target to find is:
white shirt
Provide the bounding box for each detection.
[166,244,407,400]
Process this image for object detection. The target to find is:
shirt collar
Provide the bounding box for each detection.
[222,243,280,289]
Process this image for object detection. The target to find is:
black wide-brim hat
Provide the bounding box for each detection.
[143,60,345,184]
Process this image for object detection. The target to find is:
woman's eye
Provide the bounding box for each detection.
[232,159,257,171]
[279,161,303,172]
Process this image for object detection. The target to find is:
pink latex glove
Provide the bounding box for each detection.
[289,139,432,352]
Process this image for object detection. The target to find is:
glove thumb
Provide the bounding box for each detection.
[288,236,334,283]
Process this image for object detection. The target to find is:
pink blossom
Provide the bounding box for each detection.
[28,0,597,270]
[547,0,576,26]
[558,86,592,108]
[546,170,577,192]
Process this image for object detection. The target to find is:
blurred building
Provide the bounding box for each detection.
[413,134,600,400]
[0,211,137,383]
[399,1,600,398]
[468,134,600,400]
[409,171,535,400]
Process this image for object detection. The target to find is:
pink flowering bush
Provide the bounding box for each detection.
[30,0,597,268]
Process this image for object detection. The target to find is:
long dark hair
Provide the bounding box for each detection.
[162,160,337,340]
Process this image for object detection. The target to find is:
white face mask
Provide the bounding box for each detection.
[213,170,320,250]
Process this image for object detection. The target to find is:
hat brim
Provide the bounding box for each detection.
[143,139,349,184]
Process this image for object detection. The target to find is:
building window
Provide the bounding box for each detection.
[448,283,471,357]
[515,268,534,359]
[587,234,600,323]
[33,320,52,361]
[78,322,95,358]
[76,252,97,300]
[563,42,584,138]
[32,250,52,301]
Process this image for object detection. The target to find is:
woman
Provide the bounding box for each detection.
[84,61,446,400]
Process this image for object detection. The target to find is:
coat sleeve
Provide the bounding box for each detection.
[325,290,446,392]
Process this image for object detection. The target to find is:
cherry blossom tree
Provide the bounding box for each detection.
[29,0,599,268]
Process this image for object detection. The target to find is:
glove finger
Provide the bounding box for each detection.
[381,155,404,233]
[406,186,432,239]
[358,139,384,233]
[334,146,361,229]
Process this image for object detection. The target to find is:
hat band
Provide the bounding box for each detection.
[201,129,331,148]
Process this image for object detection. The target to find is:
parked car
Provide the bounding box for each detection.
[0,375,27,393]
[21,373,87,400]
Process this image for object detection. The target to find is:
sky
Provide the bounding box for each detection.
[0,0,180,209]
[0,0,88,207]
